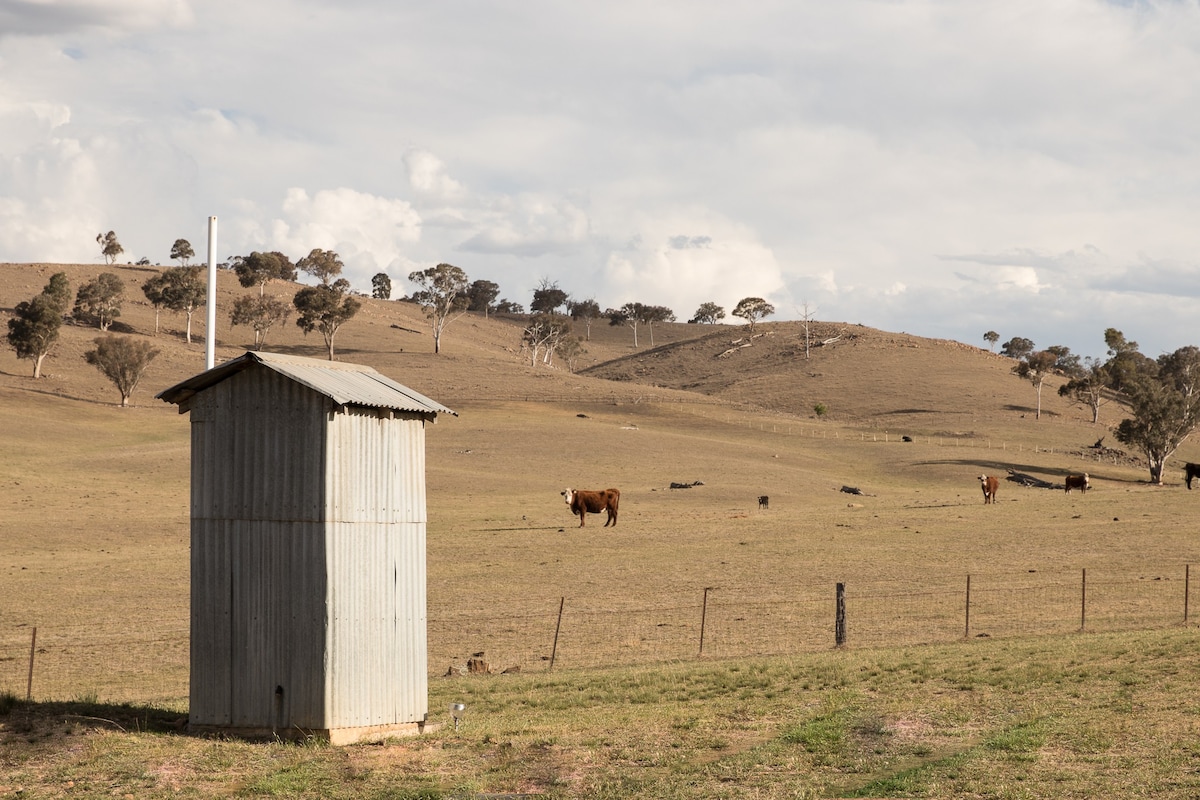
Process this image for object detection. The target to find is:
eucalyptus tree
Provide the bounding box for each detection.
[293,280,361,360]
[96,231,123,264]
[297,248,344,285]
[1115,346,1200,484]
[732,297,774,333]
[84,334,160,407]
[466,280,500,316]
[74,272,125,331]
[530,278,569,314]
[567,298,601,340]
[170,238,195,266]
[160,266,207,344]
[234,251,297,296]
[6,273,69,378]
[230,294,291,351]
[371,272,392,300]
[1012,349,1061,420]
[408,263,470,354]
[690,302,725,324]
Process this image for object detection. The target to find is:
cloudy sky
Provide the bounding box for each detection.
[3,0,1199,359]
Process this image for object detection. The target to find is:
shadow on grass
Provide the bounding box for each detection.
[910,457,1154,486]
[475,526,568,532]
[0,695,188,738]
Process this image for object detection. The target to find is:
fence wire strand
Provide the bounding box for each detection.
[2,565,1195,701]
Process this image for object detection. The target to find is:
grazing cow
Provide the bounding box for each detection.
[1064,473,1090,493]
[758,495,769,509]
[1186,463,1200,490]
[978,475,999,504]
[561,487,620,527]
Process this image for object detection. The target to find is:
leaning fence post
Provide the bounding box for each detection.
[1080,568,1087,632]
[835,583,846,647]
[699,587,711,656]
[964,575,971,639]
[549,597,565,670]
[26,626,37,702]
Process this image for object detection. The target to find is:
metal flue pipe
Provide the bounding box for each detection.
[205,216,218,369]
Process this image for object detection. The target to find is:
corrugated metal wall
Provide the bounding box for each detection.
[325,407,428,728]
[188,365,428,734]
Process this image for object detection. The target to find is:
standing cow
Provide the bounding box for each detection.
[1186,463,1200,490]
[978,475,999,504]
[561,487,620,527]
[1064,473,1090,493]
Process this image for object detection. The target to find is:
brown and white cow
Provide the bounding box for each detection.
[1064,473,1090,493]
[978,475,999,504]
[561,487,620,527]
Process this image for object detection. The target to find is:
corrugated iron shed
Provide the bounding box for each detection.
[156,351,453,744]
[156,350,457,417]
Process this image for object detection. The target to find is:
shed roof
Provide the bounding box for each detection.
[156,351,457,416]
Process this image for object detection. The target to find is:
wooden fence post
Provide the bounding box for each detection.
[1186,564,1191,625]
[549,598,564,670]
[1080,568,1087,632]
[964,575,971,639]
[699,587,711,656]
[26,627,37,702]
[835,583,846,647]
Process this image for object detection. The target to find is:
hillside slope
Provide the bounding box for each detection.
[1,262,1098,438]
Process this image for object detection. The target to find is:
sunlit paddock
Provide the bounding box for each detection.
[4,394,1200,704]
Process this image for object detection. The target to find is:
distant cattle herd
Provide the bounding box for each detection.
[563,464,1199,526]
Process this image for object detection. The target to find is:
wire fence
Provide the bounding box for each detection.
[2,563,1194,703]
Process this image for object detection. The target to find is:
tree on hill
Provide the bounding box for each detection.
[297,248,344,286]
[294,281,361,360]
[408,263,470,354]
[234,251,296,296]
[1103,328,1156,392]
[643,304,676,346]
[6,272,70,378]
[567,298,601,340]
[732,297,774,333]
[230,294,291,351]
[690,302,725,324]
[466,279,500,316]
[522,313,572,367]
[530,278,569,314]
[983,330,999,351]
[494,298,524,314]
[84,334,160,407]
[607,302,648,347]
[1115,346,1200,484]
[96,231,123,264]
[42,271,72,313]
[74,272,124,330]
[170,238,194,266]
[1012,349,1061,420]
[557,334,585,373]
[1058,358,1111,424]
[371,272,392,300]
[1000,336,1034,360]
[141,272,171,333]
[160,266,207,344]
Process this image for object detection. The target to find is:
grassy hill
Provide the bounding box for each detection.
[3,261,1200,798]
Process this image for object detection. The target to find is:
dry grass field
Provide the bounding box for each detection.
[3,261,1200,797]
